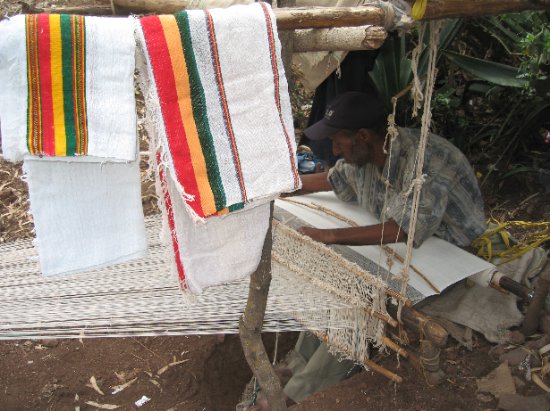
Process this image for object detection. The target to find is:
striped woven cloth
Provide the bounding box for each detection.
[0,14,137,161]
[137,3,301,219]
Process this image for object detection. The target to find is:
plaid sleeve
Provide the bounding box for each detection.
[327,159,358,203]
[385,174,451,248]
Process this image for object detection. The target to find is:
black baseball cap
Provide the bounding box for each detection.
[304,92,387,141]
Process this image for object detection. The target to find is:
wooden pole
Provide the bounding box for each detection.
[112,0,387,27]
[33,2,550,28]
[293,25,386,52]
[406,0,550,20]
[239,202,287,411]
[112,0,550,24]
[274,6,385,29]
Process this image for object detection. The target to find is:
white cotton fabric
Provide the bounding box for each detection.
[84,17,137,161]
[164,167,270,294]
[24,157,147,276]
[0,15,137,162]
[0,15,27,161]
[201,4,298,203]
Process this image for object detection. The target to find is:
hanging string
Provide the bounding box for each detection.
[410,23,426,118]
[397,20,444,321]
[377,93,402,278]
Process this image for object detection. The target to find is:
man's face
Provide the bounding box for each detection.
[330,130,370,166]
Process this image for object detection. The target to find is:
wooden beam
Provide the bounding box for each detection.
[112,1,387,28]
[293,25,386,52]
[274,6,385,30]
[411,0,550,20]
[35,2,550,27]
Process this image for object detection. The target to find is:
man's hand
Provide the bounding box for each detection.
[297,226,335,244]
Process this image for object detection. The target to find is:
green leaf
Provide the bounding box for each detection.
[443,51,529,88]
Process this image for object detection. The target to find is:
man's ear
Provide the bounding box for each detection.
[356,128,373,143]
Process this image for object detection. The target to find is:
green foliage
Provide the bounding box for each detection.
[367,11,550,184]
[368,19,463,124]
[443,51,528,88]
[475,12,550,92]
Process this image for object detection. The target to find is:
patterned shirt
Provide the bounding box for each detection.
[328,127,486,248]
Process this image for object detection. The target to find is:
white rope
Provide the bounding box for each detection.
[410,23,425,118]
[396,20,443,320]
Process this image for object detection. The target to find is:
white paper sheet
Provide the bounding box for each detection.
[275,192,494,297]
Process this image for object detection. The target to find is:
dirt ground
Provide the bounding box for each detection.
[1,0,550,410]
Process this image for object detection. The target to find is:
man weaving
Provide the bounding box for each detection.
[296,91,486,249]
[248,91,487,409]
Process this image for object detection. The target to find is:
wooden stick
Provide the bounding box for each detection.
[362,355,403,383]
[239,202,287,411]
[383,336,408,358]
[293,25,387,52]
[320,335,403,384]
[382,246,440,294]
[368,308,399,328]
[388,305,448,348]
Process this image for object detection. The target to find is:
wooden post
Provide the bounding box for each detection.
[239,202,287,411]
[293,25,387,52]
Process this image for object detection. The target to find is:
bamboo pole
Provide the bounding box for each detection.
[293,25,387,52]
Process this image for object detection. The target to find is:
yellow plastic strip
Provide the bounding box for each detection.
[411,0,428,20]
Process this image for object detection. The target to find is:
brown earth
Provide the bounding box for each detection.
[2,0,550,410]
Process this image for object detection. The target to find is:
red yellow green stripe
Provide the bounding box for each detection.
[26,15,42,155]
[25,14,88,157]
[159,15,217,217]
[140,16,205,217]
[175,12,227,212]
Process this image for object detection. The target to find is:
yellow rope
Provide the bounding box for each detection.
[471,219,550,265]
[411,0,428,20]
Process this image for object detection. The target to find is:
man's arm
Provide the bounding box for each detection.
[298,219,407,246]
[290,171,332,196]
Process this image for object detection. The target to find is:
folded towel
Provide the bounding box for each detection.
[137,3,300,219]
[0,15,146,276]
[137,3,300,293]
[0,14,137,161]
[24,157,148,276]
[158,157,270,294]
